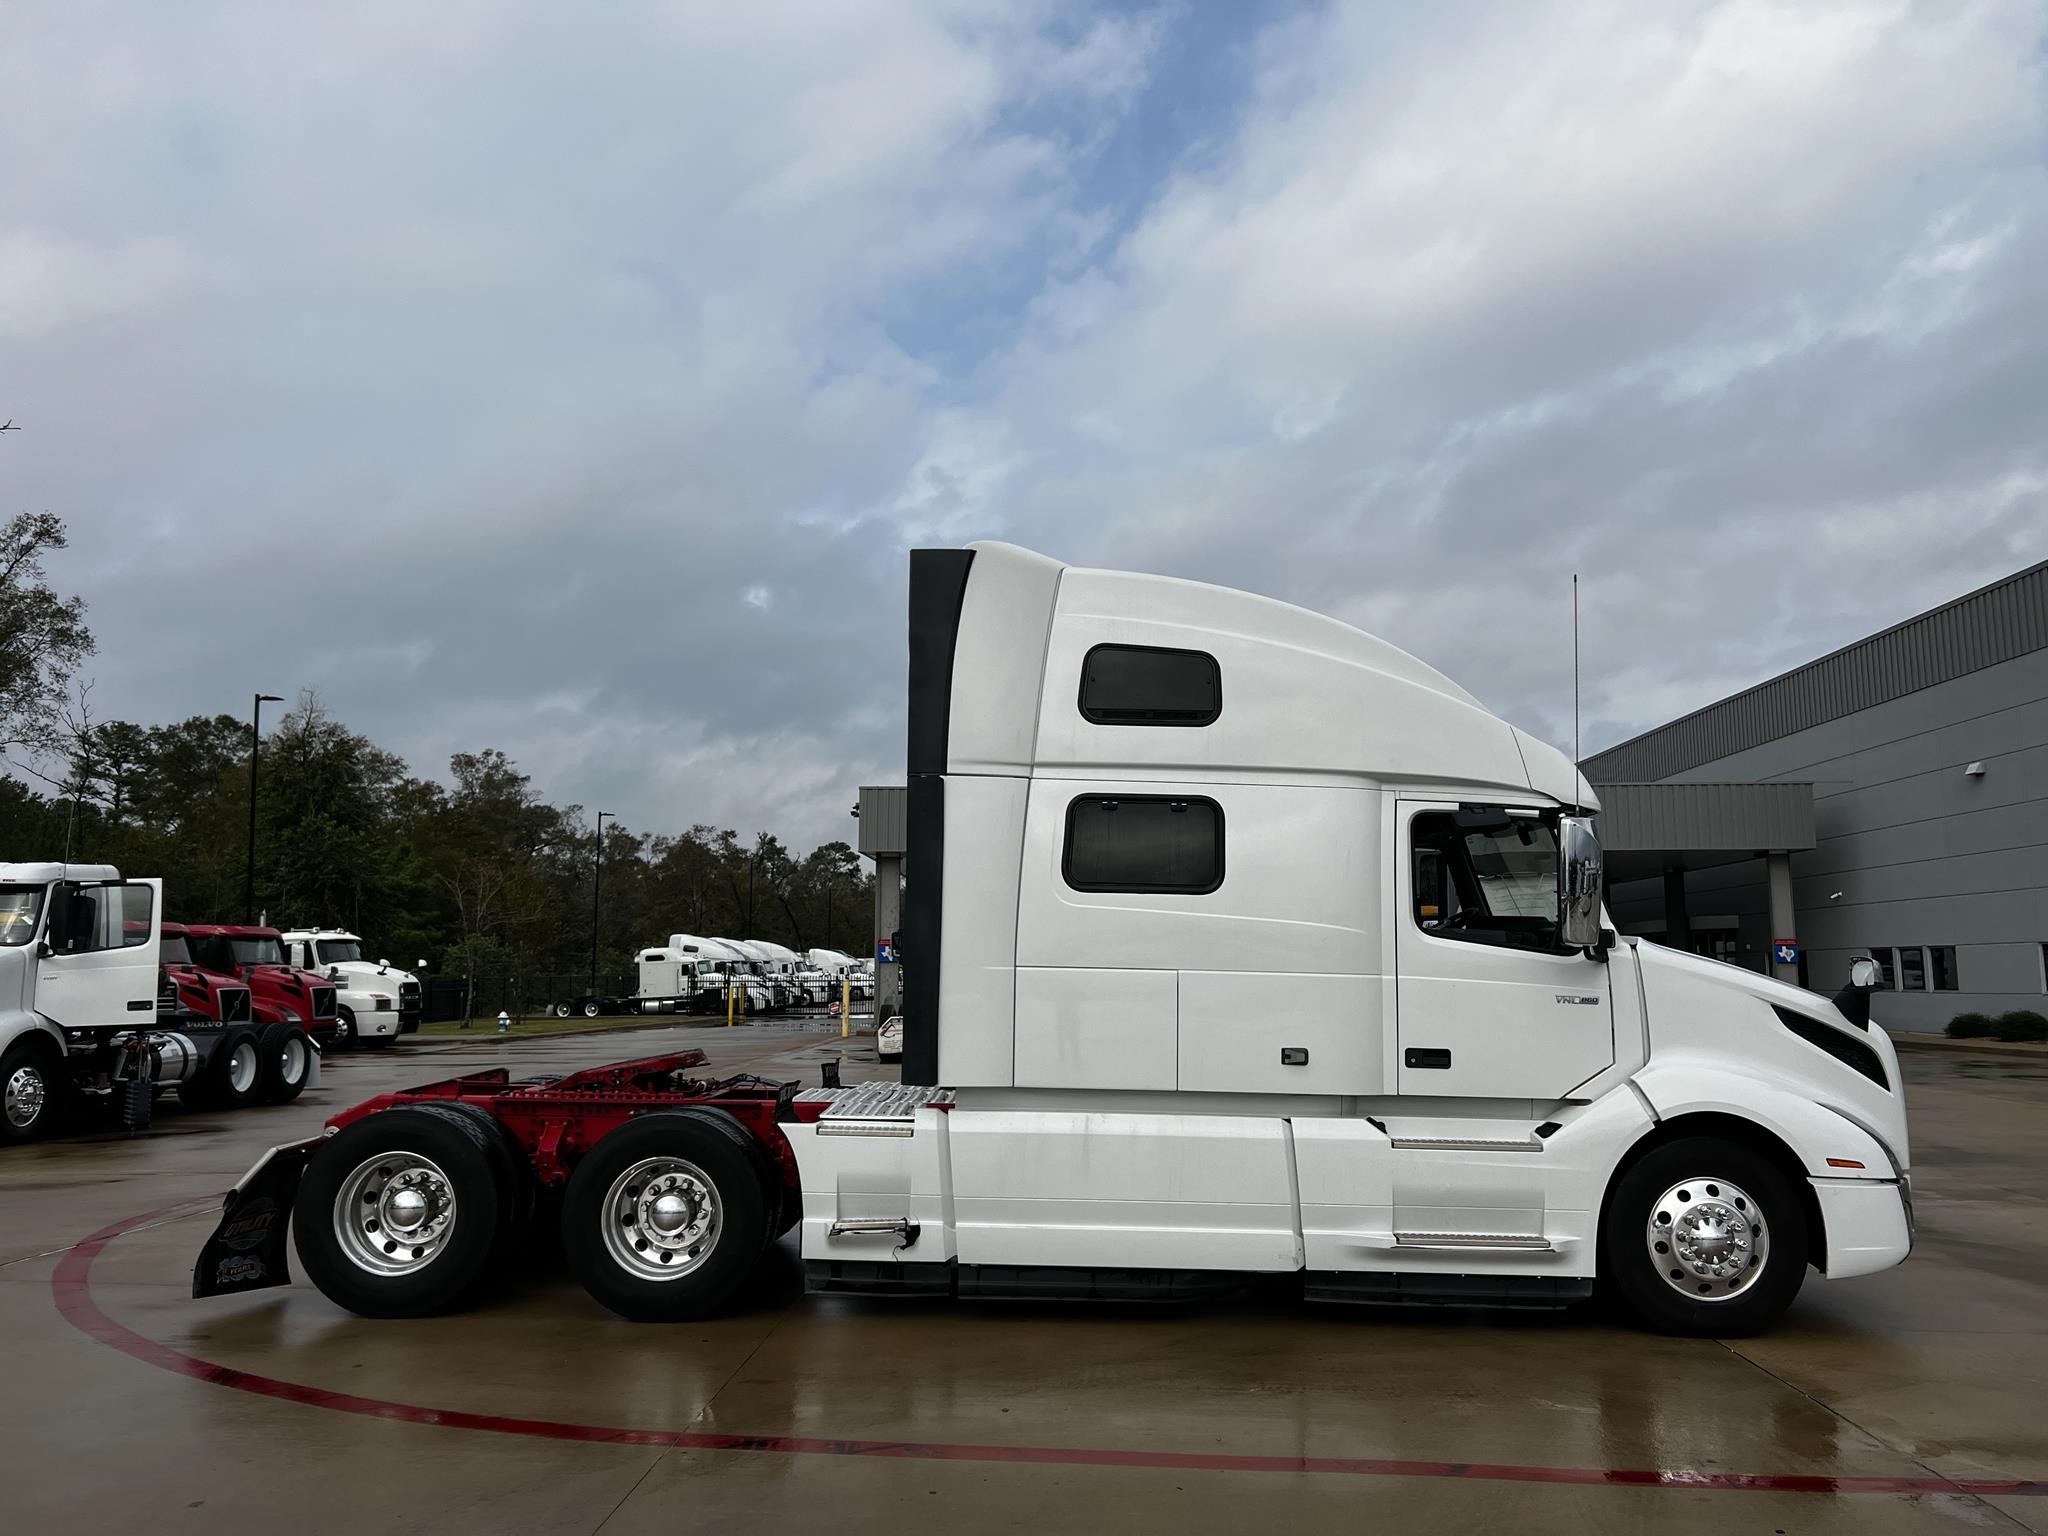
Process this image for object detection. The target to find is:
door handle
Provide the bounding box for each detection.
[1280,1047,1308,1066]
[127,999,153,1011]
[1404,1048,1452,1069]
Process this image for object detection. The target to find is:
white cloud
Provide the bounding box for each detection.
[4,0,2045,847]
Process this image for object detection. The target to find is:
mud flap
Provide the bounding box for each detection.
[191,1138,321,1298]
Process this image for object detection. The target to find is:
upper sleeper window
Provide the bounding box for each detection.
[1063,796,1224,894]
[1078,644,1220,726]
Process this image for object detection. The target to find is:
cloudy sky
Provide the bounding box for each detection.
[5,0,2045,848]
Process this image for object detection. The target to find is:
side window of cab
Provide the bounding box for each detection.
[1411,808,1563,953]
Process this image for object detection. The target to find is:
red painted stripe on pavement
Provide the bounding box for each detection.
[52,1204,2048,1500]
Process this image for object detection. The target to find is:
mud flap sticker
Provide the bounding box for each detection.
[192,1142,316,1298]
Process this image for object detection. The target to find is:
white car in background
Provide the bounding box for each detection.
[875,1014,903,1062]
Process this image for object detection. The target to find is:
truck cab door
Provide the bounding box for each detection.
[1393,803,1612,1098]
[34,880,163,1029]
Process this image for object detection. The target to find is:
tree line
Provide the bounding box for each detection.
[0,512,873,992]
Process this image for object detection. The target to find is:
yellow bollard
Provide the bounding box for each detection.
[726,973,736,1028]
[841,975,850,1038]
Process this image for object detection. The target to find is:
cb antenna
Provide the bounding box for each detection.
[1572,572,1581,768]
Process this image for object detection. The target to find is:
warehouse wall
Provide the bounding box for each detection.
[1607,647,2048,1033]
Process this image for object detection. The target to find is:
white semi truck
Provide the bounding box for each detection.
[280,929,420,1049]
[2,865,314,1142]
[554,935,779,1018]
[199,543,1910,1335]
[809,949,875,1002]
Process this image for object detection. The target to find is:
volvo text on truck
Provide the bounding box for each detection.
[196,544,1911,1336]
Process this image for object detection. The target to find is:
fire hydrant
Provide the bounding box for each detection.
[497,1010,511,1035]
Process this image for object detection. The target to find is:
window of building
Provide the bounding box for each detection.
[1898,945,1926,991]
[1929,946,1959,992]
[1078,645,1221,726]
[1410,808,1563,953]
[1064,796,1224,893]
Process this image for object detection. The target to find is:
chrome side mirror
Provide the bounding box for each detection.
[1558,815,1605,951]
[1848,956,1883,991]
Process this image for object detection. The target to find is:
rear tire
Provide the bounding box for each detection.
[583,1001,602,1019]
[552,1002,572,1020]
[561,1111,768,1321]
[1603,1136,1808,1337]
[258,1023,313,1103]
[292,1105,507,1317]
[211,1028,264,1109]
[0,1038,62,1145]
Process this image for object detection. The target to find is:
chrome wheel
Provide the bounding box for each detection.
[600,1156,722,1282]
[280,1034,310,1087]
[1646,1176,1769,1301]
[334,1152,459,1276]
[4,1063,48,1129]
[334,1011,354,1047]
[227,1039,260,1097]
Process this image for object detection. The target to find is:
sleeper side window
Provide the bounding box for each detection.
[1064,795,1224,894]
[1078,644,1220,726]
[1411,809,1563,953]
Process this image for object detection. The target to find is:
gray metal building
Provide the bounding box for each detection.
[1586,559,2048,1034]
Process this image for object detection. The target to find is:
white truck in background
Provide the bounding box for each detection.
[737,940,835,1006]
[808,949,874,1002]
[280,929,420,1049]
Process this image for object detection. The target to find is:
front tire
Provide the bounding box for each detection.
[0,1039,61,1144]
[1604,1136,1808,1337]
[293,1105,508,1317]
[561,1111,768,1321]
[331,1008,356,1052]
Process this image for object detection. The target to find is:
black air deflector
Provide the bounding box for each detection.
[902,773,944,1085]
[907,549,974,777]
[902,549,971,1089]
[1773,1005,1888,1092]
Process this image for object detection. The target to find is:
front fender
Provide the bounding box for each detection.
[1633,1059,1899,1178]
[0,1011,65,1058]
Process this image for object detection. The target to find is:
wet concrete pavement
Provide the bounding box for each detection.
[2,1028,2044,1534]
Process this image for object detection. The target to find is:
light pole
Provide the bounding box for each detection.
[590,811,612,996]
[245,693,283,922]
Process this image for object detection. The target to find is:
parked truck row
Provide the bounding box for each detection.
[0,880,428,1142]
[547,939,874,1019]
[197,542,1913,1338]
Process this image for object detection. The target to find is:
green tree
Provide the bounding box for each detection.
[258,692,405,929]
[0,512,94,756]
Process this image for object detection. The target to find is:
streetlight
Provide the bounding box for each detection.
[245,693,284,922]
[590,811,612,996]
